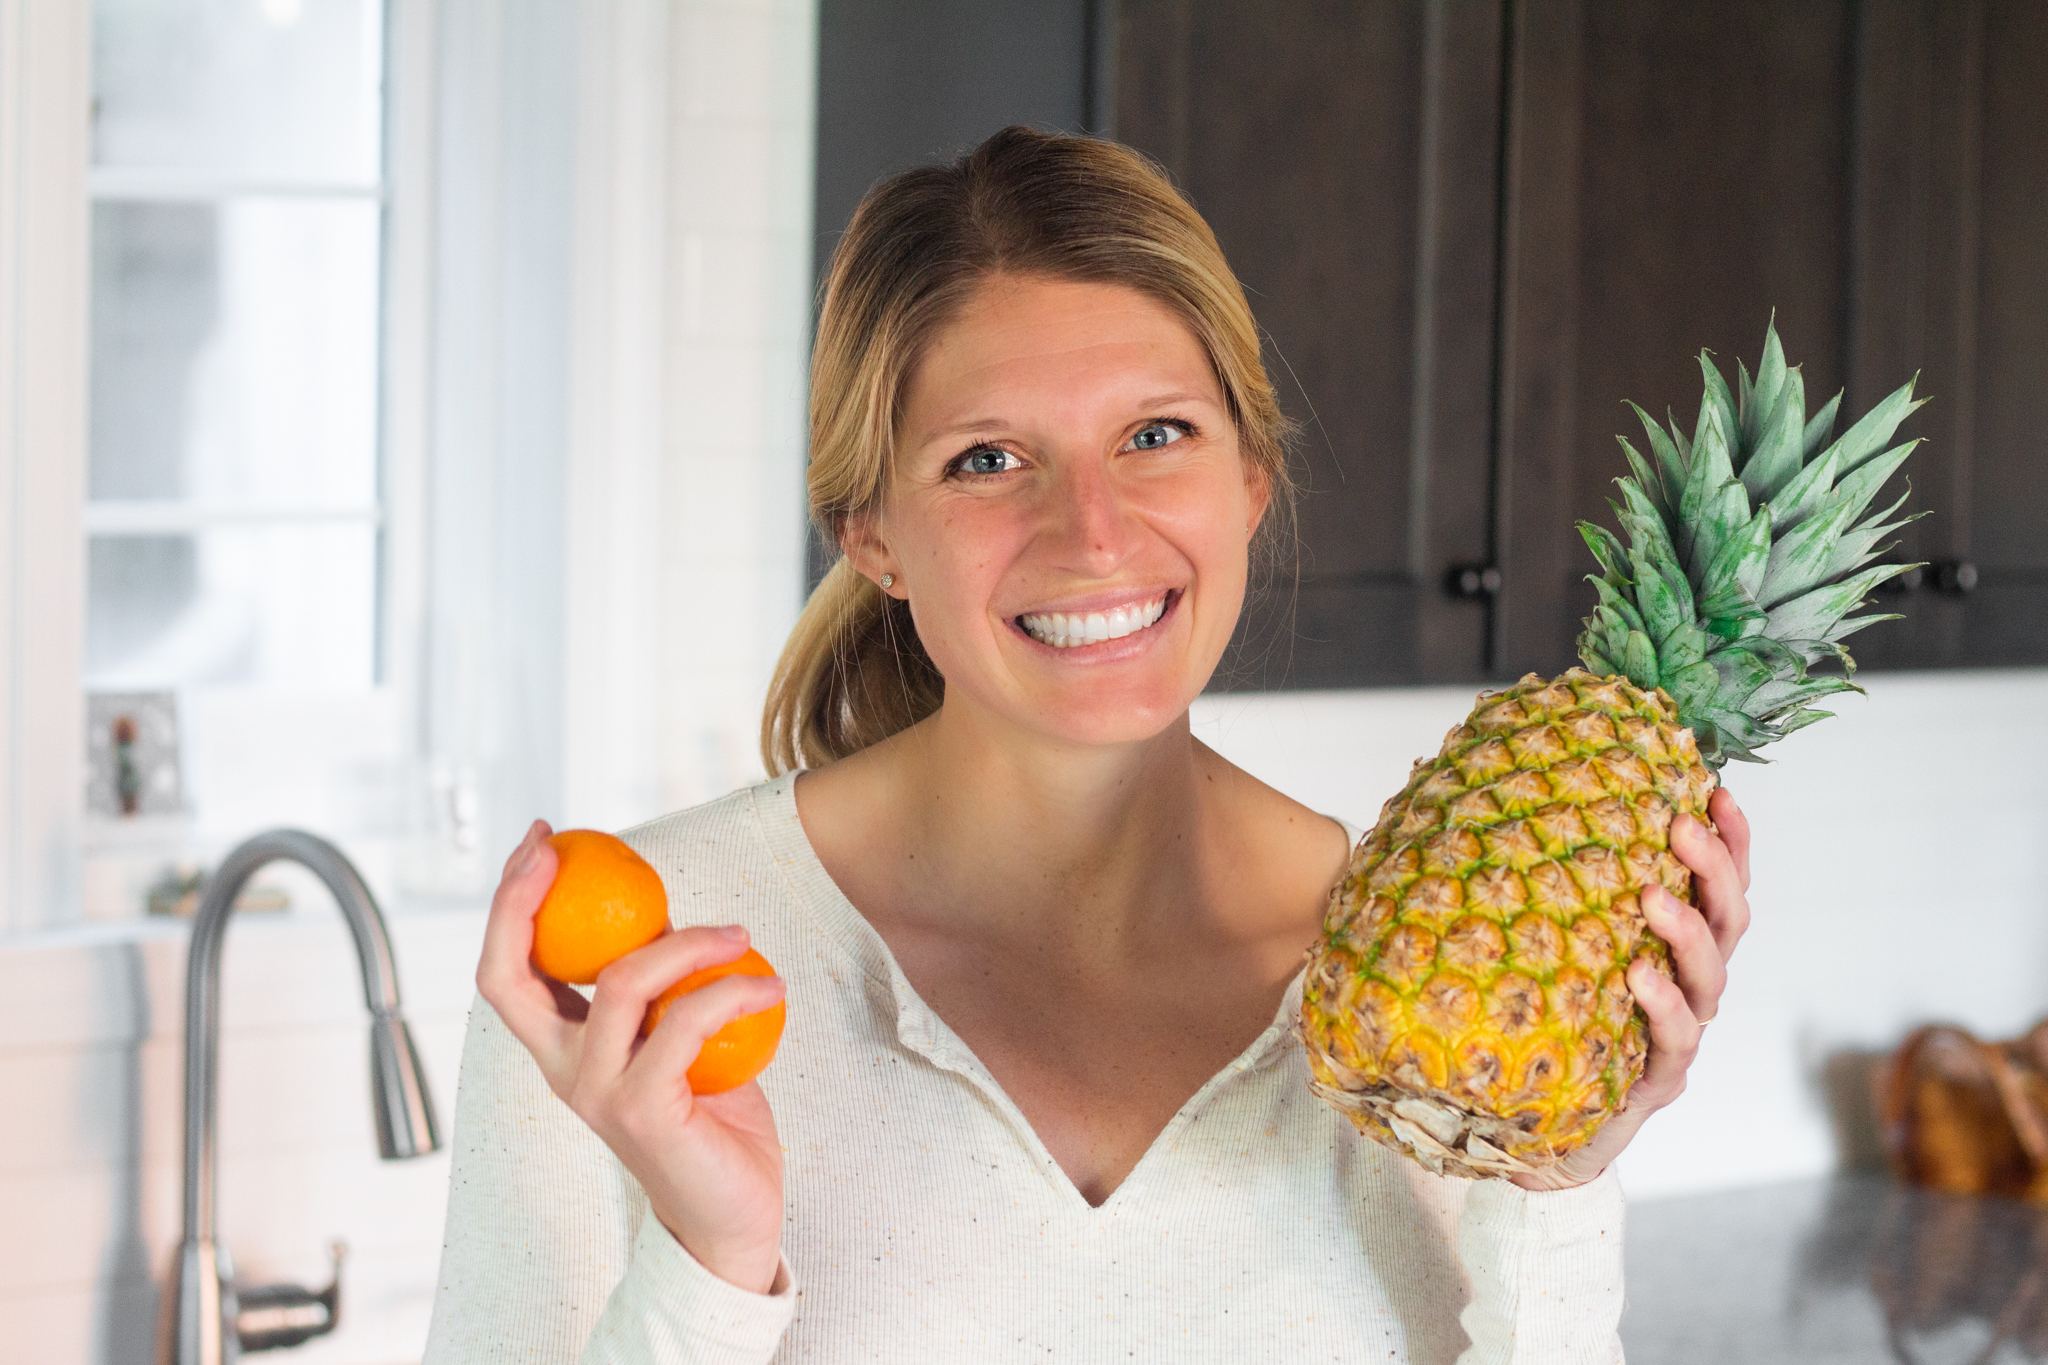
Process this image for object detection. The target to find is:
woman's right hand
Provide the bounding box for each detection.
[475,819,789,1295]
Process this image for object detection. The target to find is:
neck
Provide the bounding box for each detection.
[856,696,1223,954]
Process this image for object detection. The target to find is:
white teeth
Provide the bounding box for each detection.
[1019,595,1170,649]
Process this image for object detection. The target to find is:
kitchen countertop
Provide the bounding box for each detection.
[1623,1173,2048,1363]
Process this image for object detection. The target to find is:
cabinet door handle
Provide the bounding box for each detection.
[1876,563,1926,596]
[1875,559,1977,597]
[1931,559,1979,596]
[1445,563,1502,600]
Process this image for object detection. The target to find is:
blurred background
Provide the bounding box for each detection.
[0,1,2043,1361]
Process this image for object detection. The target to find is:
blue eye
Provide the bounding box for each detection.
[1130,421,1186,450]
[956,447,1019,476]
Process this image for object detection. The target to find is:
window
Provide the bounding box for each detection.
[86,2,386,693]
[0,0,810,932]
[78,0,417,916]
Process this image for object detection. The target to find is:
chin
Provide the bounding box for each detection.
[1007,671,1206,749]
[1038,710,1186,750]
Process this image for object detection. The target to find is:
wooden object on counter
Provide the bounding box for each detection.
[1880,1021,2048,1203]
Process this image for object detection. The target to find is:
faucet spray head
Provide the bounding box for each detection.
[369,1014,440,1160]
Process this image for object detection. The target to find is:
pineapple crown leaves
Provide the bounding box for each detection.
[1575,319,1927,768]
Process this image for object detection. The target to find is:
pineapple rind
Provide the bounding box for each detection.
[1298,668,1713,1179]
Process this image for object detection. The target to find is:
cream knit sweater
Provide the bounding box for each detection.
[423,775,1626,1364]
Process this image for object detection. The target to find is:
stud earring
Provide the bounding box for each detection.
[880,573,894,589]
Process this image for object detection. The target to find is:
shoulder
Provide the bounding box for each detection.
[617,776,777,856]
[1196,740,1360,854]
[614,774,803,929]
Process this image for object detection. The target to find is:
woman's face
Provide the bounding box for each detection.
[851,274,1270,750]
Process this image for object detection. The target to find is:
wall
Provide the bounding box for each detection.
[562,0,813,831]
[1191,666,2048,1200]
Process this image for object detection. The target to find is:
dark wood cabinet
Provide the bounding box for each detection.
[1486,0,1862,677]
[1848,0,2048,668]
[1112,0,2048,684]
[1117,1,1502,689]
[815,0,2048,682]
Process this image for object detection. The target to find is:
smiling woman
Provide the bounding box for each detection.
[762,129,1295,772]
[423,127,1744,1364]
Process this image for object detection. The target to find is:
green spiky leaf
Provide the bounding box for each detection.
[1621,631,1661,689]
[1741,367,1806,503]
[1631,403,1689,503]
[1802,391,1841,456]
[1820,379,1924,476]
[1575,319,1923,768]
[1695,506,1772,622]
[1696,352,1741,469]
[1579,521,1631,585]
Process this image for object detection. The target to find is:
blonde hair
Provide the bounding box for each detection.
[761,126,1295,775]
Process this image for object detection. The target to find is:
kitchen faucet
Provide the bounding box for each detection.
[166,830,441,1364]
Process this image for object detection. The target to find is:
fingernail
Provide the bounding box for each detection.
[514,830,543,876]
[719,924,747,940]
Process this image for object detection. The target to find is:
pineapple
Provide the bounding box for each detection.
[1299,324,1923,1178]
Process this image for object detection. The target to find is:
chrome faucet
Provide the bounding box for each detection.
[166,830,441,1365]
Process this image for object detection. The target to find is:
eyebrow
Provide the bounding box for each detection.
[921,393,1219,442]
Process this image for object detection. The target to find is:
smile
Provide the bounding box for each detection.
[1017,593,1170,649]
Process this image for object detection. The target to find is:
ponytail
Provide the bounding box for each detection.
[761,560,944,774]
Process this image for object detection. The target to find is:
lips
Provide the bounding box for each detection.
[1017,592,1172,649]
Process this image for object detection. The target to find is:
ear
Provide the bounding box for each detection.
[1243,459,1275,540]
[839,511,906,598]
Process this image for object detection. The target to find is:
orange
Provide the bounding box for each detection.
[640,947,786,1094]
[529,830,670,985]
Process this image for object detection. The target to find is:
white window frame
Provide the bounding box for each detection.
[0,0,91,935]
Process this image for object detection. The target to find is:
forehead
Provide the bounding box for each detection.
[902,275,1218,428]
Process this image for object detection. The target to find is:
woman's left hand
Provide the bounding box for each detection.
[1512,784,1752,1191]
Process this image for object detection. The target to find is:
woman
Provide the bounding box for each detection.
[424,127,1748,1363]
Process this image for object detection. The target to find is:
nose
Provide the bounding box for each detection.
[1041,456,1142,577]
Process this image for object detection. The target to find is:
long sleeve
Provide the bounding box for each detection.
[1453,1167,1627,1364]
[580,1215,796,1363]
[421,995,797,1364]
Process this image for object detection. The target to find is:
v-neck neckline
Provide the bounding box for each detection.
[748,771,1328,1215]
